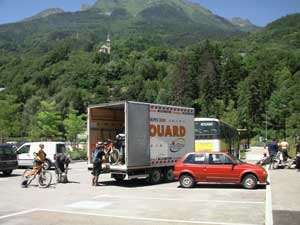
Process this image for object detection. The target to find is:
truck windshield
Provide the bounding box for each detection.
[0,146,14,155]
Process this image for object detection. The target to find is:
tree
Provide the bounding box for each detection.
[0,95,21,142]
[32,101,62,140]
[63,109,86,146]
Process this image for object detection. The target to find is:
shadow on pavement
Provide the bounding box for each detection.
[178,183,266,190]
[98,179,174,188]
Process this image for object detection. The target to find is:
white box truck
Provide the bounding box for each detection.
[87,101,194,184]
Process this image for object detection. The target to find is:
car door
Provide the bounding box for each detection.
[17,144,32,166]
[183,153,207,182]
[205,153,237,183]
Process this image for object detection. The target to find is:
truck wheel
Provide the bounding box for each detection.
[164,168,174,182]
[149,169,161,184]
[112,174,125,182]
[43,159,51,170]
[180,174,195,188]
[242,174,257,189]
[3,170,13,176]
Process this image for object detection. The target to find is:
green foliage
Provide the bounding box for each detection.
[33,101,62,140]
[63,109,86,144]
[0,8,299,143]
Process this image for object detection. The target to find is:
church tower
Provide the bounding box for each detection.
[99,34,111,54]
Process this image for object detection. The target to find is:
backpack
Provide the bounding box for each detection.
[93,149,101,163]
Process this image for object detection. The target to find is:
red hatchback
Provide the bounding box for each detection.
[174,152,268,189]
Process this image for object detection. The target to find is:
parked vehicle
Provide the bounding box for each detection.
[16,142,66,170]
[174,152,268,189]
[194,118,240,158]
[0,144,18,176]
[87,101,195,184]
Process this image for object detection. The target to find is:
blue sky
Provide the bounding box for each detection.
[0,0,299,26]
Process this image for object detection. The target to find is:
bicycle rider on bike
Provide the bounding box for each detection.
[23,144,47,178]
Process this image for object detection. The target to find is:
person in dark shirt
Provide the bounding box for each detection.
[92,142,105,186]
[268,139,279,169]
[55,153,71,183]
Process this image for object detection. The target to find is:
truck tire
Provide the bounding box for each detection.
[3,170,13,176]
[164,168,174,182]
[149,169,162,184]
[180,174,195,188]
[242,174,257,189]
[112,174,125,182]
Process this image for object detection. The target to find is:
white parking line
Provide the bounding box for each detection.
[93,194,264,205]
[265,168,273,225]
[0,209,38,220]
[37,208,260,225]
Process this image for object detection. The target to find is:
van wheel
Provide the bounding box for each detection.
[43,160,51,170]
[149,169,161,184]
[112,174,125,182]
[180,174,195,188]
[164,168,174,182]
[242,174,257,189]
[3,170,13,176]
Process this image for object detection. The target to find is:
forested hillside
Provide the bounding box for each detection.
[0,0,299,144]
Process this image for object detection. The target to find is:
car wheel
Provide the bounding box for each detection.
[3,170,13,176]
[242,174,257,189]
[43,160,51,170]
[180,174,195,188]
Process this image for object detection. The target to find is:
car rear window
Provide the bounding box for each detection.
[183,153,206,164]
[0,146,14,155]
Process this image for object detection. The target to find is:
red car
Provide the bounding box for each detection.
[174,152,268,189]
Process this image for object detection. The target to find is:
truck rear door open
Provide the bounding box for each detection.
[126,102,150,168]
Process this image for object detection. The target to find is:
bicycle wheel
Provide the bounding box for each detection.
[22,169,34,185]
[38,170,52,188]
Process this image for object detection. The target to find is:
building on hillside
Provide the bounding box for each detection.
[99,34,111,54]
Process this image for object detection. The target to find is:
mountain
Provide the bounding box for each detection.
[0,0,255,55]
[24,8,65,21]
[229,17,259,32]
[249,13,300,48]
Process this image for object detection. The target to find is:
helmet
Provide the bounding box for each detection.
[96,142,104,148]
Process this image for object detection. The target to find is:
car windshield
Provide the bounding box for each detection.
[228,153,246,164]
[0,146,14,155]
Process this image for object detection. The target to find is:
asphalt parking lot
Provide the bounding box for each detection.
[0,162,267,225]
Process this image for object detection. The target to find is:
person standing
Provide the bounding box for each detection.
[268,139,279,169]
[92,142,105,186]
[280,139,289,161]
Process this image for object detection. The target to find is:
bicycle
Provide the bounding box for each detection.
[22,163,52,188]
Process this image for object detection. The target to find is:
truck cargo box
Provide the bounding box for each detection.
[87,101,194,179]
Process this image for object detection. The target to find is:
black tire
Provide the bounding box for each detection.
[112,174,125,182]
[242,174,257,189]
[179,174,195,188]
[38,170,52,188]
[164,168,174,182]
[149,169,162,184]
[22,169,33,185]
[3,170,13,176]
[43,160,51,170]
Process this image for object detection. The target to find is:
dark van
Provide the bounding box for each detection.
[0,144,18,176]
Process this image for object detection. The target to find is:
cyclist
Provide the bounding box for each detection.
[21,143,46,187]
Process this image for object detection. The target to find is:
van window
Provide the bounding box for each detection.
[56,144,66,154]
[18,145,30,154]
